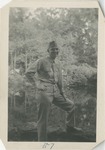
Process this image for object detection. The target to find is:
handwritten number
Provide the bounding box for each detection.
[42,143,54,149]
[50,143,54,149]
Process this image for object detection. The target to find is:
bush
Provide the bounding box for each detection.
[66,63,97,87]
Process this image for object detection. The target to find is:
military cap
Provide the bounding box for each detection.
[48,41,59,50]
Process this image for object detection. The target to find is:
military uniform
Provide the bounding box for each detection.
[25,56,75,141]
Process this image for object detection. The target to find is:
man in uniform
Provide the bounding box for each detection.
[25,41,82,141]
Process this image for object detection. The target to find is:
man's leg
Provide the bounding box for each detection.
[53,94,75,127]
[36,91,52,141]
[53,94,82,133]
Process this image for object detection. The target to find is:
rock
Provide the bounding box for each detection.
[18,122,37,131]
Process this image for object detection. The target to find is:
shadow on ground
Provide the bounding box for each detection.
[8,128,96,142]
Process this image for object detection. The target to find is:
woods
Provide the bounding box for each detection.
[8,8,97,141]
[9,8,98,72]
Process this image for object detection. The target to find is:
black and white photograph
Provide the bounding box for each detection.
[8,7,98,142]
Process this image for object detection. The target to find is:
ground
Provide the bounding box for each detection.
[8,123,96,142]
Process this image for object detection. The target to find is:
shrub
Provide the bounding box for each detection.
[66,63,97,87]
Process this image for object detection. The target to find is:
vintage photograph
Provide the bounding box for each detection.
[8,7,98,142]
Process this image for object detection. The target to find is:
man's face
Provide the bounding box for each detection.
[48,47,59,59]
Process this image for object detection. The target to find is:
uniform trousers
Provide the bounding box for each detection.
[36,83,75,141]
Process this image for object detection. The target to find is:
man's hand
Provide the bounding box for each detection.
[23,74,35,88]
[24,72,35,87]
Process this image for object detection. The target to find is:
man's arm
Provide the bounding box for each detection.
[25,61,38,86]
[25,72,35,86]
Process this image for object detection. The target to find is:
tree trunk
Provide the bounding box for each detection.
[14,50,16,69]
[10,52,14,70]
[10,95,13,108]
[25,53,27,69]
[24,91,27,113]
[13,92,16,108]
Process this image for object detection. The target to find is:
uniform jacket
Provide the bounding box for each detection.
[25,56,63,95]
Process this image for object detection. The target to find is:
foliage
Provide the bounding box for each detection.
[66,63,97,87]
[9,8,98,69]
[9,7,98,89]
[8,70,25,97]
[8,8,97,139]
